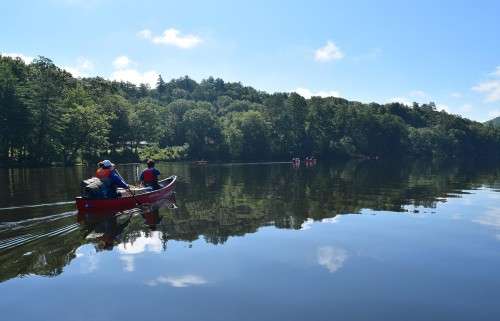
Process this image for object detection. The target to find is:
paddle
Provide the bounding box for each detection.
[127,186,142,206]
[114,168,141,206]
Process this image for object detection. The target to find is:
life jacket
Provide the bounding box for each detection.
[142,168,157,184]
[96,168,112,185]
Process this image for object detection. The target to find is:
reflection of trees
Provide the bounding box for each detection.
[0,215,87,283]
[1,160,500,283]
[162,160,500,238]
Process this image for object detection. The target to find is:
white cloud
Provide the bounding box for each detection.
[435,103,473,117]
[472,79,500,102]
[437,104,450,113]
[460,104,472,113]
[388,93,472,117]
[146,275,207,288]
[409,90,429,99]
[137,29,152,39]
[388,90,435,107]
[109,55,158,87]
[139,28,202,49]
[1,52,34,64]
[120,255,135,272]
[117,232,162,254]
[314,41,344,62]
[111,69,158,87]
[389,90,429,106]
[488,110,500,118]
[387,97,413,106]
[472,66,500,102]
[113,55,131,69]
[294,87,340,99]
[63,57,94,77]
[317,246,348,273]
[490,66,500,77]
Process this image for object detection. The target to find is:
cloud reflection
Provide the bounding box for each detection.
[146,275,207,288]
[317,246,348,273]
[321,217,340,224]
[473,207,500,230]
[75,246,99,273]
[117,232,162,254]
[301,216,340,230]
[301,218,314,230]
[120,255,135,272]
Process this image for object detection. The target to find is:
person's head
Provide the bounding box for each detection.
[102,160,115,169]
[97,161,104,168]
[147,159,155,168]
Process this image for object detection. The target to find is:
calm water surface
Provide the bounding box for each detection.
[1,161,500,321]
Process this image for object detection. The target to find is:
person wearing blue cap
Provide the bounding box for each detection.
[96,160,129,198]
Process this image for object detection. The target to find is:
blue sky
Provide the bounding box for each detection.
[1,0,500,121]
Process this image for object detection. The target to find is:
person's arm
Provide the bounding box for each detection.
[111,171,129,189]
[154,168,161,178]
[139,171,145,183]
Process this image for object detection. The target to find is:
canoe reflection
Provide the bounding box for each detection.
[77,196,177,251]
[78,212,131,251]
[142,208,161,231]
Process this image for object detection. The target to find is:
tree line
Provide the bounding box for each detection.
[1,55,500,166]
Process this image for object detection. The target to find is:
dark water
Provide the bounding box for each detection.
[1,161,500,321]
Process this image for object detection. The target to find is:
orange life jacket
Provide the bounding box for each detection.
[96,168,112,181]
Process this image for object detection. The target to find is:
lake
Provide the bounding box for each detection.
[1,161,500,321]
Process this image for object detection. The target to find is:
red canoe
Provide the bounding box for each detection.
[76,175,177,212]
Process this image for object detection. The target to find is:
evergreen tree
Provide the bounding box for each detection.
[156,75,167,99]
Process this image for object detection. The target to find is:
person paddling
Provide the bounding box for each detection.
[96,160,129,198]
[140,159,161,190]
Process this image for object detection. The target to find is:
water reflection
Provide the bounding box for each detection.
[1,160,500,284]
[317,246,348,273]
[80,212,132,251]
[75,246,99,274]
[472,206,500,239]
[145,274,208,288]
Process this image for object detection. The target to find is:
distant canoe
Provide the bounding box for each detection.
[193,160,208,165]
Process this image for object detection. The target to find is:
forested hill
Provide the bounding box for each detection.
[485,116,500,127]
[1,55,500,166]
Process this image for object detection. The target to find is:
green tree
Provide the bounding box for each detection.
[183,108,223,159]
[21,57,73,163]
[1,54,500,165]
[0,56,31,161]
[129,98,163,150]
[223,111,270,160]
[159,99,198,146]
[58,86,109,164]
[156,75,167,100]
[98,94,133,152]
